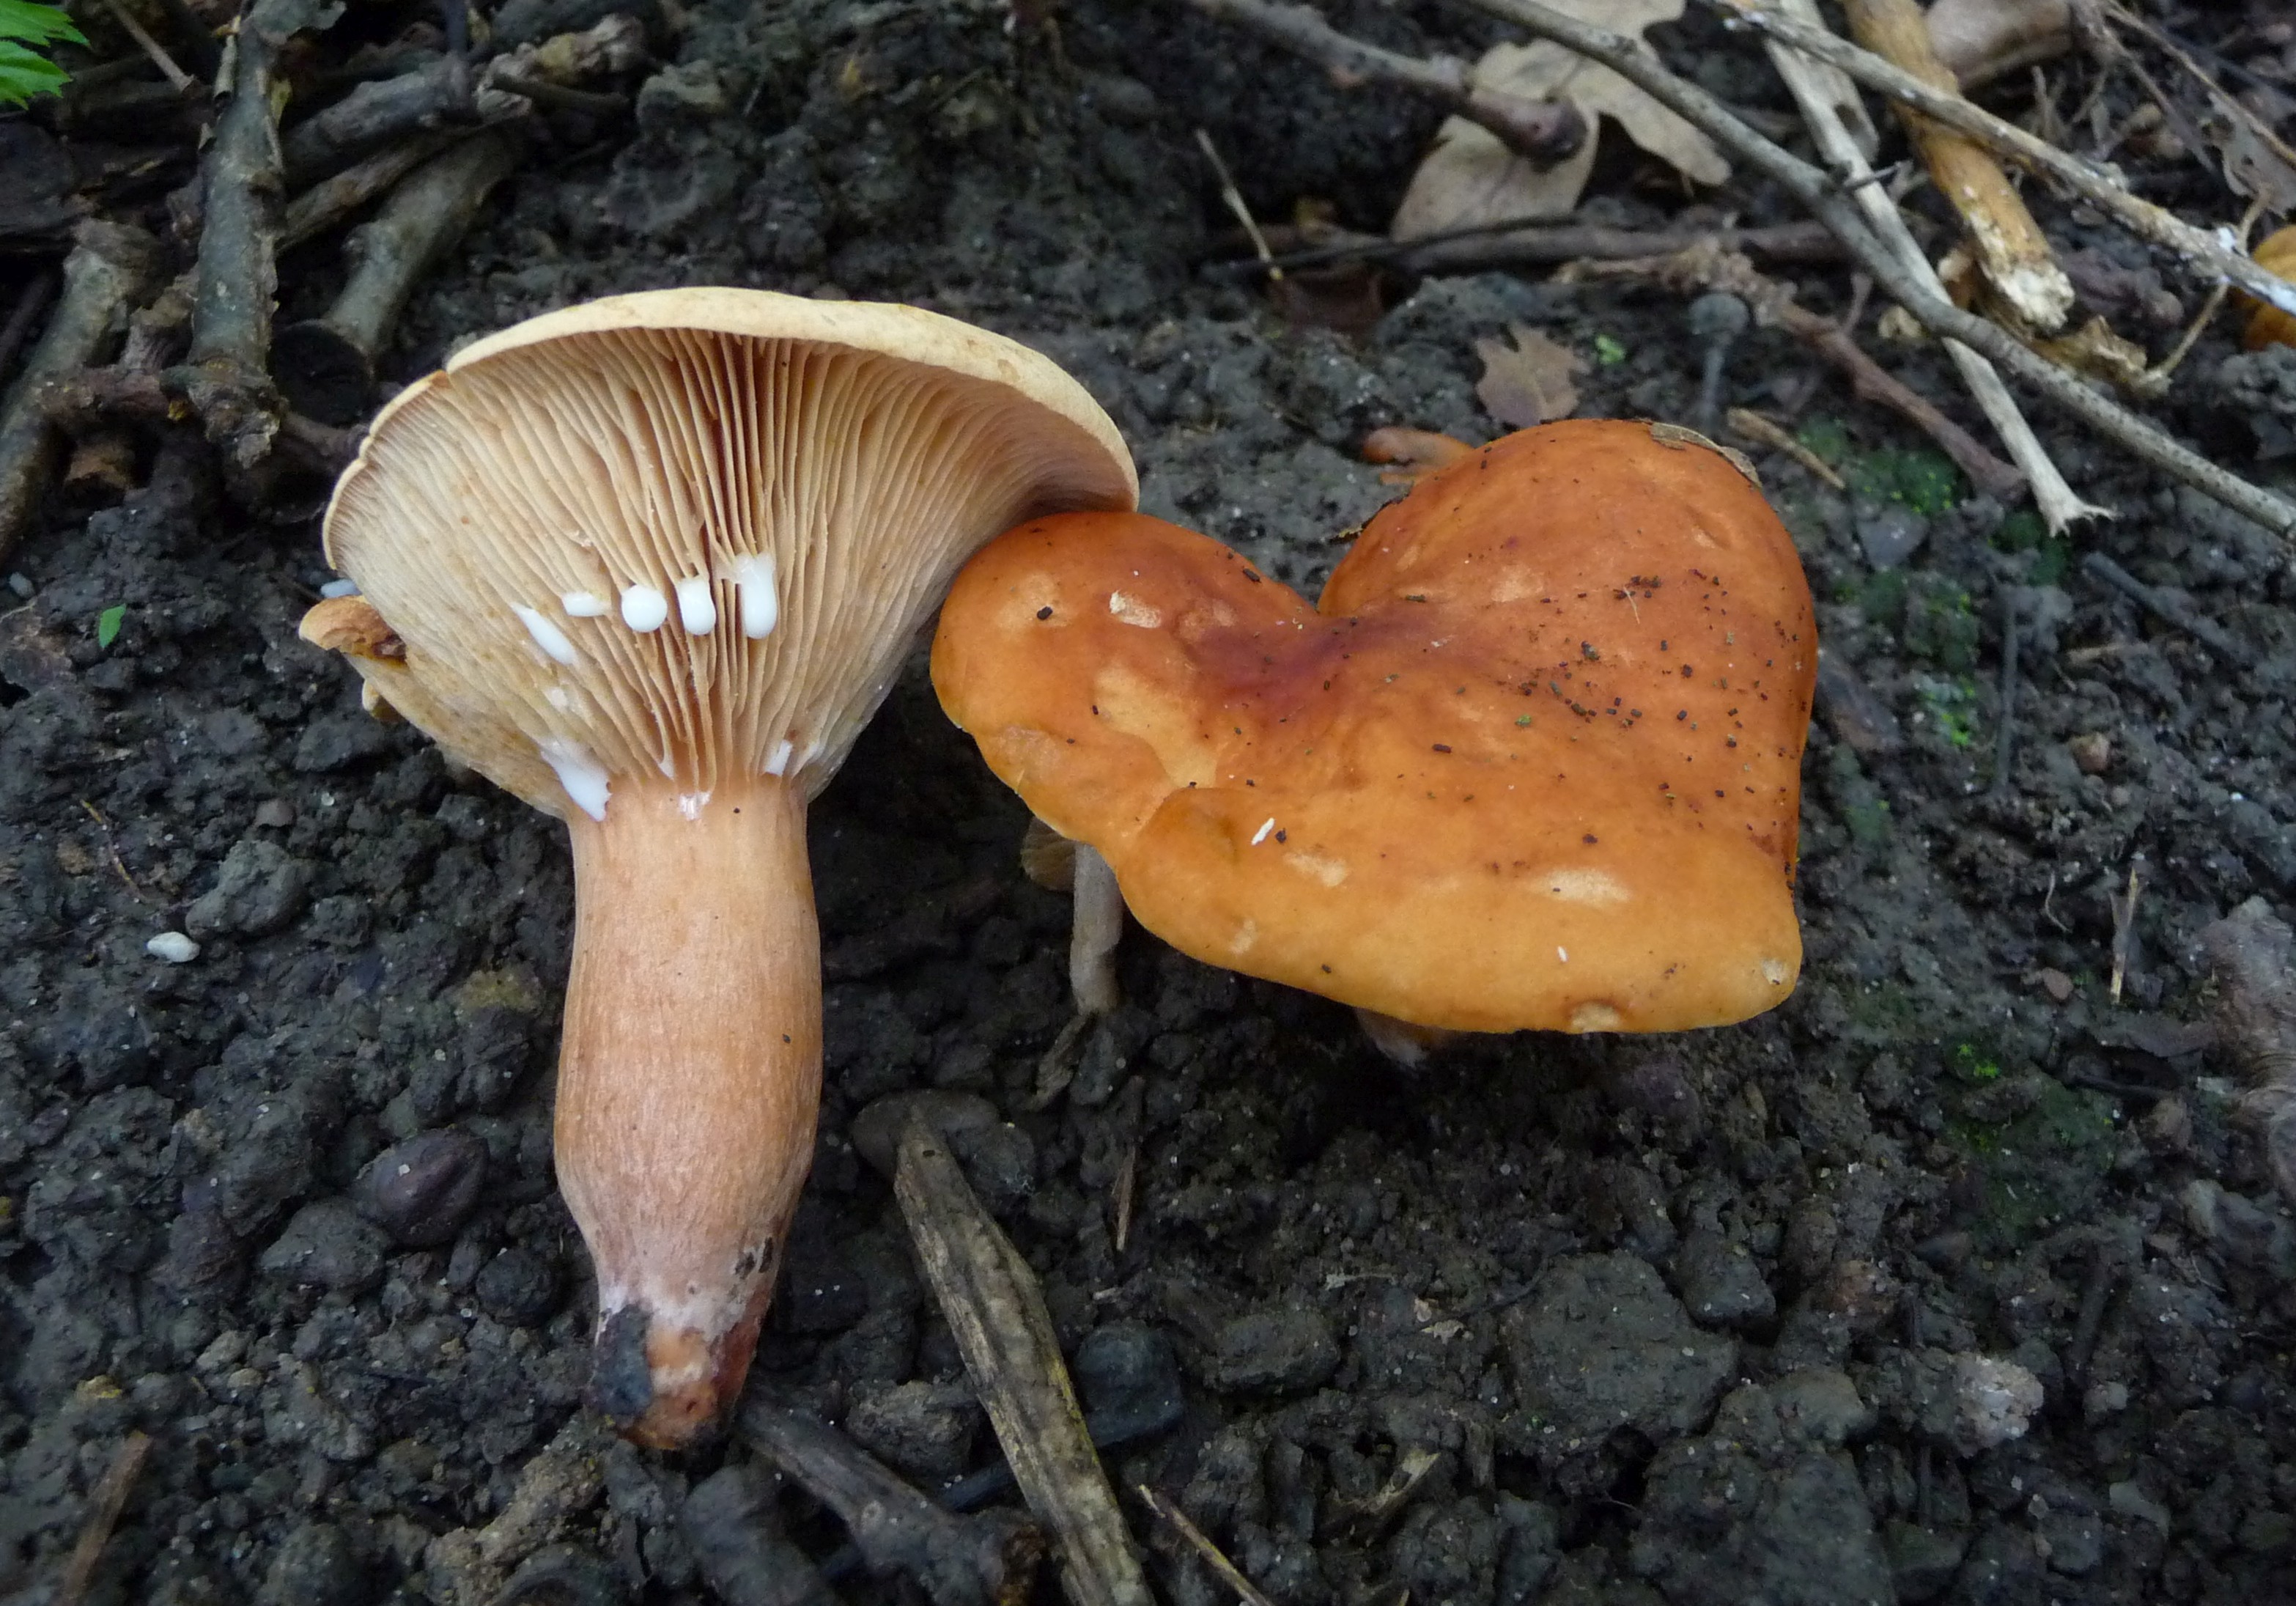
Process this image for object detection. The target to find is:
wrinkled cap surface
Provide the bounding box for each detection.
[934,419,1817,1034]
[316,288,1137,819]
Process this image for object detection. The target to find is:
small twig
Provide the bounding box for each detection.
[150,0,221,80]
[2141,201,2256,388]
[2064,1236,2122,1388]
[1194,130,1281,282]
[1237,218,1842,279]
[2108,856,2144,1005]
[281,56,487,188]
[1726,407,1846,487]
[818,1394,1186,1586]
[1689,291,1749,430]
[1450,0,2296,538]
[54,1431,151,1606]
[1706,0,2296,320]
[2146,281,2228,386]
[1186,0,1584,163]
[280,130,466,250]
[1135,1486,1280,1606]
[742,1402,1042,1606]
[182,0,319,486]
[1572,244,2026,501]
[2078,550,2242,657]
[1329,1445,1447,1539]
[0,224,162,564]
[1845,0,2074,331]
[892,1115,1154,1606]
[487,72,625,115]
[92,0,194,92]
[1989,587,2019,797]
[275,129,520,424]
[1112,1142,1137,1255]
[0,270,59,382]
[1757,0,2104,530]
[79,799,152,902]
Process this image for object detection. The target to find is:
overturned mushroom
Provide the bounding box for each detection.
[933,419,1815,1035]
[301,289,1134,1445]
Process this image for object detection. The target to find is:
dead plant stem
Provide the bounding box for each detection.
[1757,4,2105,530]
[1448,0,2296,540]
[1705,0,2296,318]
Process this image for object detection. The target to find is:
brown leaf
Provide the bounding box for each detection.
[1474,325,1583,428]
[1391,0,1730,240]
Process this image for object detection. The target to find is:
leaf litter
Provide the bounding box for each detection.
[1389,0,1730,240]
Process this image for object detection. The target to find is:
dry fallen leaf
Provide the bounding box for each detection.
[1391,0,1730,240]
[1474,325,1583,428]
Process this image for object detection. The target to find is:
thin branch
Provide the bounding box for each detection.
[92,0,193,92]
[1845,0,2074,331]
[1447,0,2296,539]
[1572,244,2025,501]
[1757,1,2105,530]
[1136,1486,1280,1606]
[55,1432,151,1606]
[1214,217,1842,277]
[1727,406,1847,488]
[2103,4,2296,196]
[1195,130,1281,280]
[1186,0,1585,162]
[1705,0,2296,317]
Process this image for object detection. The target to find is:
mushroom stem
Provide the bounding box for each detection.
[556,776,822,1449]
[1069,843,1125,1017]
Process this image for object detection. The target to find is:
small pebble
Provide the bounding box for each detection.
[1195,1305,1340,1393]
[1953,1353,2044,1451]
[845,1380,981,1478]
[5,573,32,600]
[256,1520,363,1606]
[352,1128,488,1247]
[318,578,361,598]
[2067,732,2111,774]
[476,1245,560,1326]
[258,1200,389,1293]
[254,799,296,829]
[2036,967,2075,1003]
[147,931,201,964]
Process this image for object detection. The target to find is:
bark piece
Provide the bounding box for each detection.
[281,54,498,186]
[0,220,161,563]
[1845,0,2074,333]
[275,128,520,424]
[1759,0,2102,530]
[892,1113,1155,1606]
[742,1403,1041,1606]
[183,0,345,485]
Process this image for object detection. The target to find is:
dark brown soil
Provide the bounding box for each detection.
[6,3,2296,1604]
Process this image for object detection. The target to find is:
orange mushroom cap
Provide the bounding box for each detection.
[932,419,1818,1034]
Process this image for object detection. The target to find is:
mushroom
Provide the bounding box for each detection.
[1013,819,1127,1018]
[931,418,1815,1036]
[300,288,1134,1446]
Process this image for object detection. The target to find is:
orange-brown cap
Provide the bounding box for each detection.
[933,419,1817,1034]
